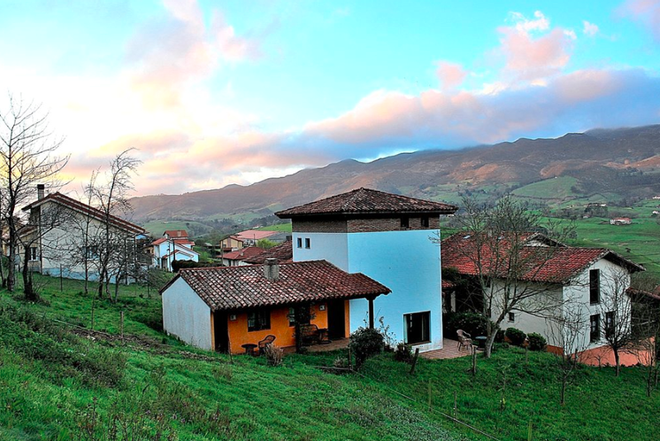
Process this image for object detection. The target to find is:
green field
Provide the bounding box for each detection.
[258,223,292,232]
[1,276,659,440]
[511,176,580,200]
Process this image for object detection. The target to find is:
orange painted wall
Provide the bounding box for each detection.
[225,303,329,354]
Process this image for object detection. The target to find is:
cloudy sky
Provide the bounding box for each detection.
[1,0,659,196]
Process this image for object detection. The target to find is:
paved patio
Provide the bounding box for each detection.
[421,338,475,360]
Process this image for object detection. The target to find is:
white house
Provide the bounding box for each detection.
[275,188,458,351]
[20,187,146,281]
[442,232,645,356]
[149,230,199,272]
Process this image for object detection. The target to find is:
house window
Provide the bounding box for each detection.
[590,314,600,343]
[404,311,430,344]
[304,238,311,249]
[589,269,600,304]
[247,309,271,332]
[400,217,410,228]
[29,247,38,261]
[85,245,99,259]
[605,311,615,339]
[288,306,311,327]
[421,216,429,228]
[508,312,515,323]
[296,238,302,248]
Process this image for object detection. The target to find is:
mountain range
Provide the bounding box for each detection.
[129,124,660,222]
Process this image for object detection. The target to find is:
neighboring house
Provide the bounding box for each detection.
[219,235,245,252]
[244,241,293,265]
[609,217,632,225]
[442,232,644,356]
[149,230,199,272]
[220,246,264,267]
[20,189,146,281]
[276,187,458,351]
[160,259,390,353]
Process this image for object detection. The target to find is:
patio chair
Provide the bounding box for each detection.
[258,335,276,355]
[456,329,473,353]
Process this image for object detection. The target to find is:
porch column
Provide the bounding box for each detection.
[367,295,376,329]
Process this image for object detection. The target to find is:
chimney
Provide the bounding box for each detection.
[37,184,45,200]
[263,258,279,282]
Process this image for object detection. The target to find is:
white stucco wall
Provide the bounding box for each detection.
[495,257,632,354]
[161,277,213,350]
[293,229,443,351]
[561,258,632,354]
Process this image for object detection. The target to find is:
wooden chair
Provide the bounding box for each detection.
[258,335,276,355]
[456,329,473,353]
[301,324,320,346]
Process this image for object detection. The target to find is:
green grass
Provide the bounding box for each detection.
[258,223,292,232]
[1,275,660,440]
[511,176,579,200]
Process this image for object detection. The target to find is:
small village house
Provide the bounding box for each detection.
[276,188,458,351]
[160,259,389,353]
[219,246,265,267]
[20,186,146,281]
[442,232,645,358]
[148,230,199,272]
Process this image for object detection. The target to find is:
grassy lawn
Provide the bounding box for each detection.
[258,223,292,232]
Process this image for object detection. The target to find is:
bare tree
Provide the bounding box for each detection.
[597,268,636,376]
[548,303,589,405]
[0,95,69,293]
[89,149,141,300]
[442,195,575,358]
[629,284,660,397]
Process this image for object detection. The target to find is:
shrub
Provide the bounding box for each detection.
[333,356,349,369]
[445,312,489,338]
[505,327,527,346]
[527,333,547,351]
[263,344,284,367]
[393,343,413,363]
[349,327,384,370]
[495,329,505,343]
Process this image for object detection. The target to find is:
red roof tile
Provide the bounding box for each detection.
[276,187,457,218]
[22,192,145,234]
[442,232,644,284]
[152,237,194,246]
[222,246,265,261]
[163,260,391,311]
[164,230,189,238]
[244,241,293,264]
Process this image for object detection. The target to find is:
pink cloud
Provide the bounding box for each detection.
[435,61,467,90]
[620,0,660,40]
[125,0,263,109]
[497,26,574,81]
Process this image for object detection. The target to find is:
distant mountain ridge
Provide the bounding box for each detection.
[129,124,660,222]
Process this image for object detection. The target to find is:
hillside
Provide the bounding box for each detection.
[2,275,660,440]
[129,124,660,222]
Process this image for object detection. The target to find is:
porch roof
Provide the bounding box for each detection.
[162,260,390,311]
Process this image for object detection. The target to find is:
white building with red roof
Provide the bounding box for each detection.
[442,232,645,357]
[21,189,146,282]
[149,230,199,271]
[276,187,458,351]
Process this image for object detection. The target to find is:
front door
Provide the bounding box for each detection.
[327,300,346,339]
[213,311,229,353]
[405,311,430,344]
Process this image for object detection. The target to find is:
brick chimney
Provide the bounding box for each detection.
[37,184,45,200]
[263,258,279,282]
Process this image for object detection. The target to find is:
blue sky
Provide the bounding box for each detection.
[0,0,659,195]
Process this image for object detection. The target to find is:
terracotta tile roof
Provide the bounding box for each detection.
[152,237,194,247]
[244,241,293,264]
[276,187,458,218]
[22,192,145,235]
[163,260,391,311]
[164,230,188,239]
[442,232,644,284]
[222,246,265,261]
[234,230,278,241]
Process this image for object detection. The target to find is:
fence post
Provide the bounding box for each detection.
[409,348,420,375]
[120,310,124,344]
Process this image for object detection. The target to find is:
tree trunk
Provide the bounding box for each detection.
[560,374,567,405]
[22,246,38,302]
[484,327,497,359]
[614,349,620,377]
